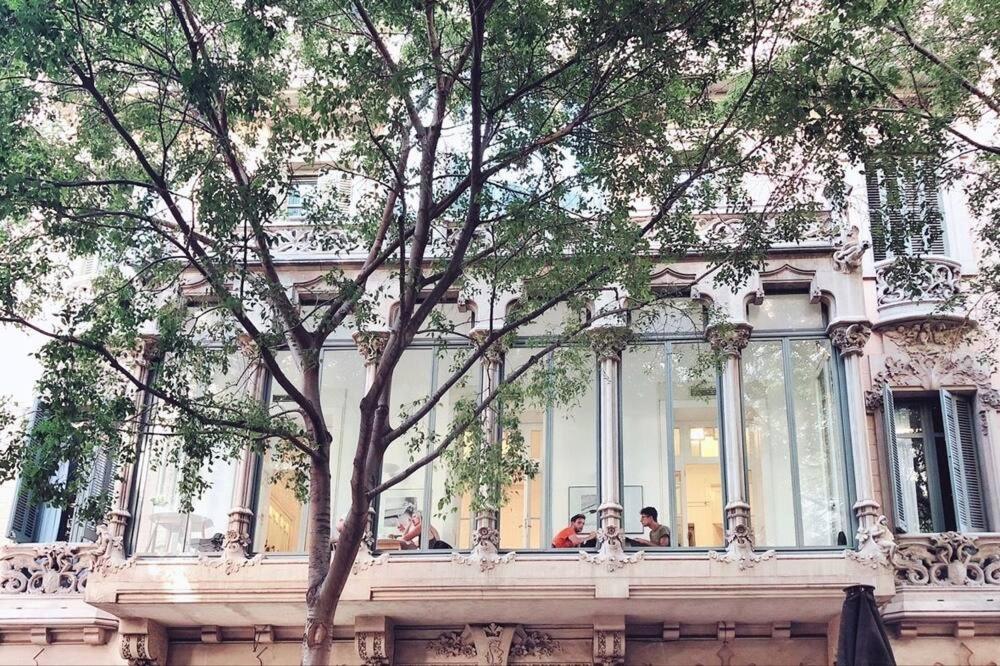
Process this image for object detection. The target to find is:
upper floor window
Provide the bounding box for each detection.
[883,389,987,533]
[286,176,318,221]
[865,157,946,261]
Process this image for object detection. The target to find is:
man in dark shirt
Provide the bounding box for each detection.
[633,506,670,547]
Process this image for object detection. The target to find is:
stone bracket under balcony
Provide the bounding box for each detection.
[83,552,893,631]
[873,255,964,328]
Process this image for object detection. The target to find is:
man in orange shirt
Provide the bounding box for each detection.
[551,514,596,548]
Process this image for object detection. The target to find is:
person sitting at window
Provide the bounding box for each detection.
[551,513,596,548]
[632,506,670,547]
[396,505,452,550]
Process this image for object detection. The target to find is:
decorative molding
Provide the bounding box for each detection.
[706,324,752,358]
[267,223,345,254]
[892,532,1000,586]
[356,616,394,666]
[588,326,632,363]
[510,628,561,658]
[427,628,478,659]
[593,618,626,666]
[708,501,776,570]
[828,321,872,357]
[354,330,391,365]
[352,550,390,575]
[832,226,869,273]
[865,322,1000,412]
[198,552,264,575]
[453,526,516,572]
[119,620,167,666]
[579,503,644,572]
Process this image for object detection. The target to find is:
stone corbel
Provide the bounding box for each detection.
[355,616,394,666]
[199,507,265,574]
[579,503,644,572]
[708,501,776,570]
[119,618,167,666]
[593,617,626,666]
[453,520,516,572]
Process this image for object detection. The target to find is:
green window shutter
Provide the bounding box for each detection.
[865,157,946,260]
[865,164,889,262]
[940,391,988,532]
[68,447,115,542]
[6,402,47,543]
[881,386,908,532]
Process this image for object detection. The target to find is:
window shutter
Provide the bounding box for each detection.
[865,157,946,259]
[940,391,987,532]
[865,165,888,262]
[881,386,908,532]
[68,447,116,542]
[6,403,47,543]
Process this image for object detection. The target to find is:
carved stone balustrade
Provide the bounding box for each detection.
[265,223,352,259]
[693,211,839,249]
[0,542,100,595]
[892,532,1000,587]
[874,255,964,327]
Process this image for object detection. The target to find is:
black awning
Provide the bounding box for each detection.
[837,584,896,666]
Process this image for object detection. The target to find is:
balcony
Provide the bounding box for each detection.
[874,255,964,328]
[882,532,1000,636]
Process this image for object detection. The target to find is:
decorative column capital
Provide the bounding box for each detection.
[119,619,167,666]
[588,326,632,363]
[579,503,644,572]
[354,330,390,365]
[706,324,752,358]
[453,510,516,571]
[829,321,872,357]
[470,330,509,365]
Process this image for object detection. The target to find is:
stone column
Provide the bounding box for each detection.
[96,335,160,569]
[707,324,774,568]
[219,342,268,564]
[454,331,515,570]
[580,327,642,571]
[830,321,895,565]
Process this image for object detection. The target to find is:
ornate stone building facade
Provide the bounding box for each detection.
[2,163,999,666]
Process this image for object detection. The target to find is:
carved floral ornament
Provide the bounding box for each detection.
[706,324,752,358]
[892,532,1000,587]
[864,322,1000,412]
[832,225,869,274]
[0,525,131,595]
[829,322,872,357]
[427,624,560,664]
[588,326,632,363]
[353,330,390,364]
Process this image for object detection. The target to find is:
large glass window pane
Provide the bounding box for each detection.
[671,344,724,547]
[789,340,848,546]
[254,352,308,553]
[321,348,367,529]
[133,358,248,555]
[549,352,598,547]
[631,298,705,335]
[377,349,433,548]
[742,341,797,546]
[622,345,670,544]
[748,294,824,331]
[427,348,480,550]
[499,347,545,548]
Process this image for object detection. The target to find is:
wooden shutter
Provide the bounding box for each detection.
[6,403,47,543]
[865,157,946,260]
[940,391,988,532]
[68,447,115,542]
[881,386,908,532]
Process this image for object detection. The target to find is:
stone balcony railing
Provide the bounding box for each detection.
[0,541,102,595]
[891,532,1000,587]
[874,255,963,327]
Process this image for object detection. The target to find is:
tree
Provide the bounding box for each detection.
[791,0,999,327]
[0,1,889,663]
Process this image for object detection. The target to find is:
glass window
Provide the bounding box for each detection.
[742,339,848,547]
[322,349,367,532]
[132,358,249,555]
[631,297,706,336]
[499,347,598,549]
[507,302,586,337]
[286,177,317,220]
[747,293,824,331]
[888,392,987,533]
[621,343,723,548]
